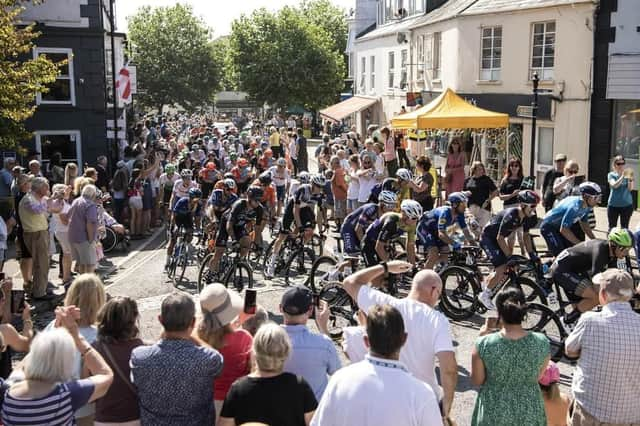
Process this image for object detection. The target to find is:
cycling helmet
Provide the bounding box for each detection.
[188,188,202,199]
[381,177,399,192]
[238,158,248,167]
[396,168,412,182]
[180,169,193,179]
[229,152,238,161]
[164,164,176,174]
[191,144,199,151]
[579,181,602,197]
[223,178,236,190]
[247,186,264,200]
[447,192,468,205]
[258,171,272,185]
[276,158,287,167]
[224,172,235,180]
[298,171,311,184]
[400,200,423,220]
[608,227,633,248]
[311,174,327,187]
[518,190,541,206]
[255,148,262,156]
[205,161,216,171]
[378,190,398,206]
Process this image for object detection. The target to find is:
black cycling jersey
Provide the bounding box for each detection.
[364,212,416,244]
[554,239,623,277]
[223,198,263,227]
[482,207,537,241]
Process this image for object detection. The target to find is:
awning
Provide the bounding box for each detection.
[320,96,378,122]
[391,88,509,129]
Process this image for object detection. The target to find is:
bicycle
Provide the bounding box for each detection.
[166,226,191,286]
[438,252,548,320]
[197,241,254,293]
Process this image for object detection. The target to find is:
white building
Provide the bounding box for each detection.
[348,0,597,184]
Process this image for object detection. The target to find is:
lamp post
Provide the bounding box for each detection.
[529,72,539,179]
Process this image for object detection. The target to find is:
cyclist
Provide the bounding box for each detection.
[395,168,413,205]
[252,171,276,247]
[288,171,311,199]
[208,186,265,276]
[340,190,398,255]
[159,163,179,220]
[269,158,291,217]
[266,179,323,278]
[417,192,474,269]
[477,190,541,310]
[361,199,422,267]
[206,178,238,222]
[198,161,220,199]
[231,158,254,194]
[169,169,198,210]
[548,227,633,325]
[367,177,399,204]
[165,187,202,270]
[540,181,601,256]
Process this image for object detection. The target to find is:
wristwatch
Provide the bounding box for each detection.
[381,262,389,276]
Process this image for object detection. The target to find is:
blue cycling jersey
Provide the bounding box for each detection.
[419,206,467,233]
[173,197,202,216]
[207,189,238,210]
[342,203,378,231]
[542,196,591,229]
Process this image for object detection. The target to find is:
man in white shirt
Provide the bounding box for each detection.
[343,261,457,425]
[312,304,442,426]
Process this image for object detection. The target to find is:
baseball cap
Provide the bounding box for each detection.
[281,285,313,315]
[538,361,560,386]
[554,154,567,162]
[199,284,243,330]
[593,269,635,299]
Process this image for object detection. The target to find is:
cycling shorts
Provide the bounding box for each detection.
[540,221,572,257]
[361,242,379,267]
[551,269,592,303]
[340,225,360,254]
[479,236,507,267]
[173,213,193,231]
[215,217,248,247]
[281,206,315,235]
[416,219,445,249]
[276,185,286,202]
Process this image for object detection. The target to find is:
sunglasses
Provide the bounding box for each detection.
[569,169,578,174]
[510,164,520,168]
[616,162,626,166]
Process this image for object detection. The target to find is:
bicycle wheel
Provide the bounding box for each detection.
[508,276,548,305]
[284,247,316,287]
[318,283,358,338]
[175,243,189,286]
[523,302,566,362]
[101,227,117,253]
[197,253,216,293]
[309,234,325,258]
[309,256,339,294]
[223,261,253,292]
[438,265,481,320]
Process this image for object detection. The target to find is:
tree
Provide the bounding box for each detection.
[299,0,348,58]
[0,0,62,149]
[127,4,222,113]
[229,7,345,110]
[211,36,239,91]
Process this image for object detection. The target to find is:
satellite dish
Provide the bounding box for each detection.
[396,32,408,44]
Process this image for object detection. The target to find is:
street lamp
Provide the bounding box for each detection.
[529,72,539,179]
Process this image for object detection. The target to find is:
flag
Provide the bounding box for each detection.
[116,65,132,105]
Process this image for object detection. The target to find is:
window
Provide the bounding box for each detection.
[612,100,640,159]
[359,56,366,94]
[348,53,355,78]
[400,49,408,89]
[530,21,555,80]
[388,52,395,88]
[34,131,82,169]
[412,0,424,14]
[370,55,376,91]
[417,35,425,81]
[480,26,502,81]
[433,32,441,80]
[424,33,441,80]
[536,127,554,185]
[34,47,75,105]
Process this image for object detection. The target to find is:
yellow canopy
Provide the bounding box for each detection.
[391,88,509,129]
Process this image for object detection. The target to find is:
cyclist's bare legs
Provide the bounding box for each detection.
[425,247,449,270]
[576,286,599,313]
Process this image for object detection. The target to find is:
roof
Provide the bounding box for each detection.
[391,88,509,129]
[356,14,425,42]
[319,96,379,122]
[460,0,594,16]
[408,0,479,29]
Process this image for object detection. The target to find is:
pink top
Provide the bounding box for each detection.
[214,329,253,400]
[383,137,396,162]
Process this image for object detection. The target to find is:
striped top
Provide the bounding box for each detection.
[2,379,94,426]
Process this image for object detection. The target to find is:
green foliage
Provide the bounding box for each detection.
[0,0,61,149]
[299,0,348,57]
[211,36,239,92]
[127,4,222,112]
[229,5,346,110]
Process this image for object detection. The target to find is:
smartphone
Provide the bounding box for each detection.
[310,294,320,320]
[11,290,25,315]
[243,289,257,315]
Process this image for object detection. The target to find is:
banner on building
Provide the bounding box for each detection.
[116,64,132,105]
[406,92,423,107]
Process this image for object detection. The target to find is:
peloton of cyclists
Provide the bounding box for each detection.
[340,190,398,255]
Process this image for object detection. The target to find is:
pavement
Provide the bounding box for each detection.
[4,143,633,426]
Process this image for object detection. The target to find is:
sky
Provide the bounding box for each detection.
[115,0,356,38]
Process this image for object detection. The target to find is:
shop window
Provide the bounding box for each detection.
[612,100,640,160]
[34,47,75,105]
[35,131,82,170]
